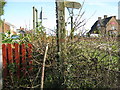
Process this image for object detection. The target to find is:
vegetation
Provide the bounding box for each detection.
[0,0,6,26]
[3,27,120,89]
[2,0,120,89]
[0,0,6,16]
[2,31,28,44]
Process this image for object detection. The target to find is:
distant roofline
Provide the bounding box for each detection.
[88,16,116,33]
[5,22,16,28]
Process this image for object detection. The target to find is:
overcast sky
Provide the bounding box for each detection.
[2,0,119,34]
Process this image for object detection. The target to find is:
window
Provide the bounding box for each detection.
[111,26,116,30]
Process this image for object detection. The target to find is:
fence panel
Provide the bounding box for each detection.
[7,44,13,64]
[21,44,26,76]
[2,44,7,79]
[2,43,33,80]
[14,43,20,78]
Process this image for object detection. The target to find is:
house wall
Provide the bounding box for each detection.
[106,17,118,34]
[4,23,10,33]
[0,22,10,33]
[106,17,118,32]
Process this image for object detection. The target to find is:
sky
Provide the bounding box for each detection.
[1,0,119,34]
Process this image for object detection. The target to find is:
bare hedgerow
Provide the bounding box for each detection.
[3,1,120,89]
[30,28,120,88]
[3,25,120,89]
[64,36,120,88]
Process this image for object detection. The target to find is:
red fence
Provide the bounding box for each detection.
[2,43,33,79]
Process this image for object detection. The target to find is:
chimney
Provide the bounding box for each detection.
[113,16,116,19]
[20,26,22,30]
[98,17,101,20]
[104,15,107,19]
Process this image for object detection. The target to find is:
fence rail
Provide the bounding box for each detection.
[2,43,33,79]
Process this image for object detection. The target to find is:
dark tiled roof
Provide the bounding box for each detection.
[89,17,112,33]
[17,29,26,34]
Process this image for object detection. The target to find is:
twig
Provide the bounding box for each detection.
[32,66,41,87]
[41,43,49,90]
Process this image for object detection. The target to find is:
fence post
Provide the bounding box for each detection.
[56,0,66,87]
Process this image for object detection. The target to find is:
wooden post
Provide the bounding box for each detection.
[70,16,74,39]
[40,7,43,25]
[56,0,66,60]
[35,9,38,32]
[33,6,36,34]
[56,0,66,87]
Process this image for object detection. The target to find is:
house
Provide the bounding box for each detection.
[0,20,10,33]
[16,27,26,35]
[88,15,119,36]
[0,19,17,35]
[5,22,17,34]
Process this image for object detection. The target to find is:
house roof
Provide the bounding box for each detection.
[5,22,16,28]
[18,30,26,34]
[89,16,113,33]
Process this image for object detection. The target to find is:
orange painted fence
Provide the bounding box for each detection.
[2,43,33,79]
